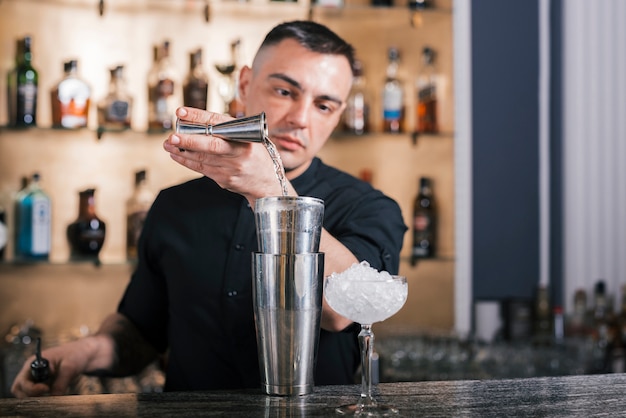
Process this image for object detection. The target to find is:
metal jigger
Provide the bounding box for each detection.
[175,112,267,143]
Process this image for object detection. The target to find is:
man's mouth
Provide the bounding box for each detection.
[272,135,304,152]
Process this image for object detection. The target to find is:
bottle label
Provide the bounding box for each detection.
[107,100,130,122]
[383,89,403,121]
[156,79,174,98]
[18,82,37,114]
[414,213,431,231]
[31,196,51,255]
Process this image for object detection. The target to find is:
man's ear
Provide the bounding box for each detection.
[238,66,252,103]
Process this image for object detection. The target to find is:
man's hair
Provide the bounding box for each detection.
[258,20,357,75]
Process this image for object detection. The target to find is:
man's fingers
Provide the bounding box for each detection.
[176,107,233,126]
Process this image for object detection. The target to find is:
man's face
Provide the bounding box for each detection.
[239,39,353,179]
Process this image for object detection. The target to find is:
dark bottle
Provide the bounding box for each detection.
[183,48,209,110]
[7,36,38,127]
[532,284,552,345]
[14,173,51,262]
[67,188,106,263]
[411,177,436,265]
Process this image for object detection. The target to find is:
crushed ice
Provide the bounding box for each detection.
[324,261,408,325]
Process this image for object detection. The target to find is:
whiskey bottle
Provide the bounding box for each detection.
[342,59,370,135]
[148,40,178,132]
[67,188,106,263]
[51,60,91,129]
[14,173,51,262]
[7,36,38,128]
[183,48,209,111]
[97,65,133,132]
[411,177,436,265]
[126,170,155,261]
[415,46,439,134]
[382,47,405,134]
[227,39,245,118]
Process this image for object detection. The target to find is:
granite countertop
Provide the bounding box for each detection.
[2,373,626,417]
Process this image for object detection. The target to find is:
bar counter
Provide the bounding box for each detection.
[2,373,626,417]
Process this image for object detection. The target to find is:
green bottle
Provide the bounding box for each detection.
[7,36,39,127]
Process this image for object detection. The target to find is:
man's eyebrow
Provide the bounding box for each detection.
[268,73,343,105]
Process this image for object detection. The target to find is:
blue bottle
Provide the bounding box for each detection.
[14,172,51,262]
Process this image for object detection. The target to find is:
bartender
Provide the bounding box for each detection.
[11,20,406,397]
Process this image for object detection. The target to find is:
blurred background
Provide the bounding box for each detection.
[0,0,625,396]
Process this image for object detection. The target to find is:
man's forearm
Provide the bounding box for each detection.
[93,313,158,377]
[319,229,359,332]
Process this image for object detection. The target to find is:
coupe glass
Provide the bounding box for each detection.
[324,274,408,416]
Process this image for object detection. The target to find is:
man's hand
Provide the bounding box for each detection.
[163,107,293,206]
[11,335,113,398]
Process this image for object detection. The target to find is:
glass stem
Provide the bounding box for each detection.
[359,324,376,405]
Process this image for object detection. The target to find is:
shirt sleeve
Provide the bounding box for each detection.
[321,179,408,275]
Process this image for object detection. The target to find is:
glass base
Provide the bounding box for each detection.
[335,403,399,416]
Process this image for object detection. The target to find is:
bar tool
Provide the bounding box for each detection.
[30,337,50,383]
[175,112,267,143]
[252,196,325,396]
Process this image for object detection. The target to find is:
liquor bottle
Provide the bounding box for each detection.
[97,65,133,132]
[567,288,590,338]
[7,36,38,127]
[148,40,178,132]
[126,170,155,261]
[67,188,106,263]
[0,204,7,260]
[342,59,370,135]
[227,39,245,118]
[411,177,436,265]
[415,46,439,134]
[382,47,405,134]
[14,173,51,262]
[50,60,91,129]
[590,280,613,373]
[532,284,552,345]
[183,48,209,111]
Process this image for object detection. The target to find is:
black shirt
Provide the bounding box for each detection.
[118,157,407,391]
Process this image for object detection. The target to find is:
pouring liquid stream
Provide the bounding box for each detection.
[262,134,289,197]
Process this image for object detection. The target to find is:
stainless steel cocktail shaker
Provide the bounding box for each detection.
[252,196,325,396]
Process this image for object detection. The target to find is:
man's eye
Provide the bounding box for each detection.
[276,88,291,97]
[317,103,335,114]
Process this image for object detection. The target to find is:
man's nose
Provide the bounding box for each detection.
[285,100,310,128]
